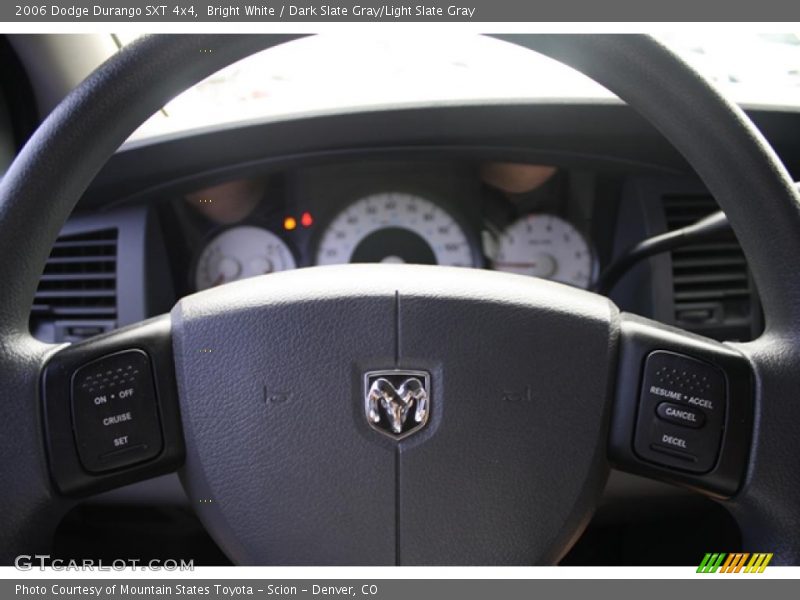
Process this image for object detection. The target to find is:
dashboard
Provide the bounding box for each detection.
[32,98,787,350]
[172,161,598,296]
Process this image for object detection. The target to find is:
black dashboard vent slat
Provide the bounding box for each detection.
[662,194,755,340]
[46,255,117,264]
[30,229,118,342]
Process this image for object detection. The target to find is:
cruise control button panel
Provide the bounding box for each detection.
[634,351,726,473]
[71,350,163,473]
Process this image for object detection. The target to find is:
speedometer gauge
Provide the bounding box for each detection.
[315,193,475,267]
[493,214,595,289]
[195,226,296,290]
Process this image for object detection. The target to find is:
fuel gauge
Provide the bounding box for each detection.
[493,214,596,289]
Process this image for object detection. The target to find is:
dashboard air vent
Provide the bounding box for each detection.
[30,228,118,343]
[663,194,757,341]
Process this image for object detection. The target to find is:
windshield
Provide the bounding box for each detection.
[121,32,800,143]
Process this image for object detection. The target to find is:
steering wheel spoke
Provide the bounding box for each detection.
[41,315,184,497]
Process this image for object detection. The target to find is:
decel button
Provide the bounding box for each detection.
[656,401,705,428]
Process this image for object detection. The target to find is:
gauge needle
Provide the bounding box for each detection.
[493,261,539,268]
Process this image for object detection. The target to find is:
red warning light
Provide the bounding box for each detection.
[283,216,297,231]
[301,212,314,228]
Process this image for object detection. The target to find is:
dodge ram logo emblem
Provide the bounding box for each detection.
[364,370,430,439]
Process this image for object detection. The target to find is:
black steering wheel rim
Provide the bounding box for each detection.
[1,34,799,564]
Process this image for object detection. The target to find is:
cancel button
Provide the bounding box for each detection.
[656,402,705,429]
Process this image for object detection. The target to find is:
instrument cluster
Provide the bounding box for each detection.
[180,162,598,293]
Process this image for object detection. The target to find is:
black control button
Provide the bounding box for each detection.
[71,350,163,473]
[656,402,705,428]
[649,443,697,463]
[647,422,705,460]
[634,351,726,474]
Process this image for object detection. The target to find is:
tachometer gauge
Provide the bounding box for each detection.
[493,214,595,289]
[315,193,475,267]
[195,226,296,290]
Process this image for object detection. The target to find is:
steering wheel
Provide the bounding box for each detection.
[2,34,799,566]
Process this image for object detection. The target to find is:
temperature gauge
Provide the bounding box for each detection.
[194,226,296,290]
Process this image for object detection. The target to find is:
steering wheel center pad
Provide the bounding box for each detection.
[172,264,617,564]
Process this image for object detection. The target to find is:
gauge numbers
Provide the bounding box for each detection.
[315,193,474,268]
[195,226,296,291]
[494,214,595,289]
